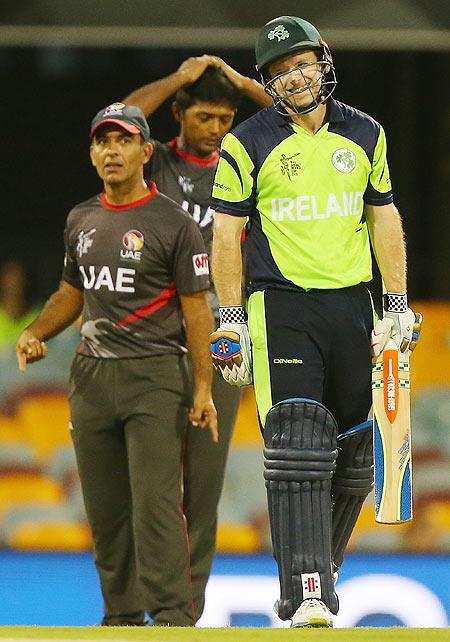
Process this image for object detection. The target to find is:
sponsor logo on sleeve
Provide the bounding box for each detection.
[213,181,231,192]
[192,253,209,276]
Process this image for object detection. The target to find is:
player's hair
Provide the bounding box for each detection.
[175,67,241,110]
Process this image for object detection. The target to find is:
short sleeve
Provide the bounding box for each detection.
[211,132,255,217]
[171,218,210,295]
[364,126,393,206]
[61,223,83,290]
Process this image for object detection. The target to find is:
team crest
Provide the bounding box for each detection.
[332,148,356,173]
[121,229,144,261]
[280,152,301,180]
[268,25,290,42]
[103,102,126,116]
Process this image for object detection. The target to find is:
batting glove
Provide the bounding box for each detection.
[210,306,253,387]
[371,317,395,358]
[383,293,422,353]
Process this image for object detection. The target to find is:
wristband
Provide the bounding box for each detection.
[219,306,247,325]
[383,292,407,313]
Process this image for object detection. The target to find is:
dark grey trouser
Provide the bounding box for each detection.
[69,353,197,626]
[183,369,241,617]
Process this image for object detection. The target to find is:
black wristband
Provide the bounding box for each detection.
[219,306,247,324]
[383,292,407,313]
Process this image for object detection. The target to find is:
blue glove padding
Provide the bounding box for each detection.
[210,323,253,387]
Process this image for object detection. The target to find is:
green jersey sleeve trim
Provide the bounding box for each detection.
[364,125,393,205]
[212,133,255,215]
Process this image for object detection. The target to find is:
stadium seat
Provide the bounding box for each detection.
[0,473,64,522]
[4,504,91,551]
[15,393,72,462]
[231,387,262,447]
[216,523,262,554]
[409,301,450,393]
[9,522,91,551]
[0,414,20,441]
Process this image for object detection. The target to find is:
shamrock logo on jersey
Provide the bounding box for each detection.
[332,148,356,174]
[76,228,97,258]
[268,25,290,42]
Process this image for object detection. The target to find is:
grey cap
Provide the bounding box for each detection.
[90,102,150,141]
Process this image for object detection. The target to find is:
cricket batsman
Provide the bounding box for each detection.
[210,15,420,627]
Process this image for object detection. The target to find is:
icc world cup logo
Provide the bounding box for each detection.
[122,229,144,251]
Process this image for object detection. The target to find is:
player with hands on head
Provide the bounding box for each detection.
[122,56,270,620]
[210,15,420,628]
[17,101,217,626]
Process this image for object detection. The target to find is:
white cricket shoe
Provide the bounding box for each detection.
[291,599,333,628]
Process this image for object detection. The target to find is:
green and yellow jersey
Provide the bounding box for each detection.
[211,98,393,291]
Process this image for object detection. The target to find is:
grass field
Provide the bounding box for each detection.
[0,627,447,642]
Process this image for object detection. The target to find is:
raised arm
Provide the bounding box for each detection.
[123,55,219,117]
[180,290,218,442]
[212,211,247,305]
[211,57,272,108]
[16,281,83,372]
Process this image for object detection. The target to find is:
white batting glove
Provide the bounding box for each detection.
[210,306,253,387]
[371,317,395,358]
[383,293,422,353]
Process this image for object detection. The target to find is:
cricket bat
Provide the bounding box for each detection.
[372,306,422,524]
[372,339,413,523]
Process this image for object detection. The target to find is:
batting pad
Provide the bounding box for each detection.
[264,398,339,619]
[332,426,374,569]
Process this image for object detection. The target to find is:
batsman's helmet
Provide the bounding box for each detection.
[255,16,337,115]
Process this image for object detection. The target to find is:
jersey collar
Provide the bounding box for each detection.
[168,137,219,166]
[101,180,158,211]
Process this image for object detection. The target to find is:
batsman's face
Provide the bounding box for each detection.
[268,50,323,111]
[175,101,236,158]
[90,125,152,185]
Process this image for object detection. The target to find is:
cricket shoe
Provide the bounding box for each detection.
[291,599,333,628]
